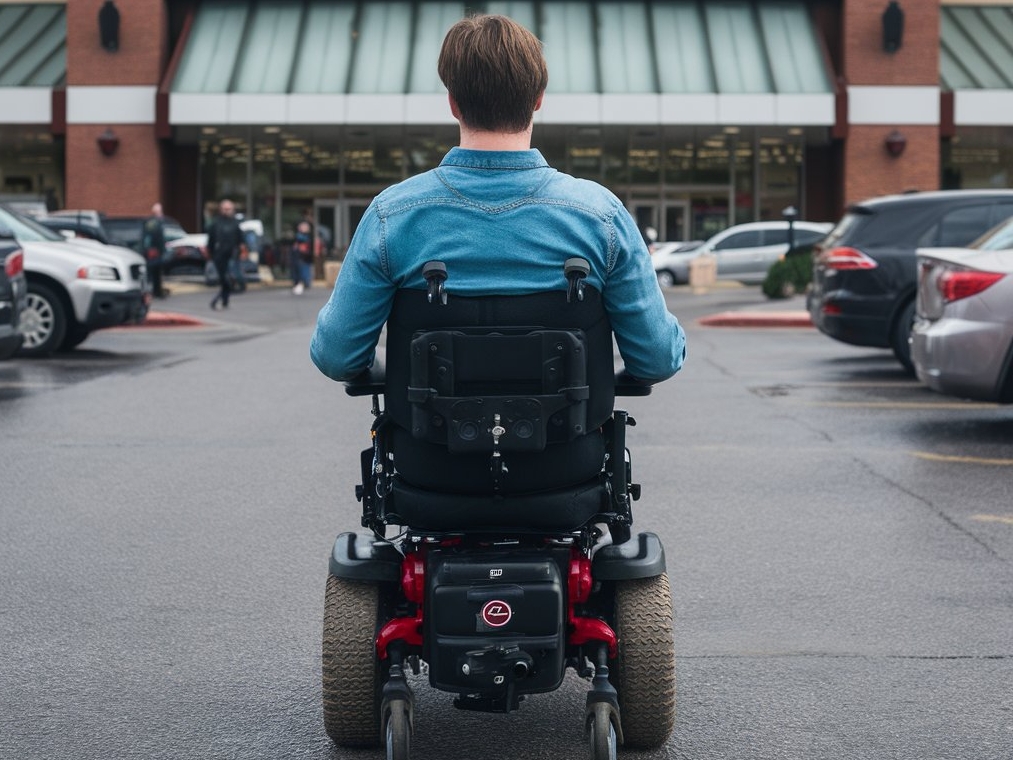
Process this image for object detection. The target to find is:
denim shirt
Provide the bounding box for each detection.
[311,148,686,382]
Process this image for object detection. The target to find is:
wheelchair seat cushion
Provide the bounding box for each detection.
[391,424,605,495]
[386,477,608,532]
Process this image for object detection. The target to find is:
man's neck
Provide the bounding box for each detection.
[458,125,533,152]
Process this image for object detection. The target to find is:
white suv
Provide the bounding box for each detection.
[655,220,831,286]
[0,205,150,356]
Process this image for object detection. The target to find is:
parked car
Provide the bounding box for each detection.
[36,212,114,245]
[0,205,150,356]
[911,218,1013,403]
[46,209,187,252]
[651,240,705,287]
[662,221,831,286]
[808,190,1013,372]
[0,232,27,360]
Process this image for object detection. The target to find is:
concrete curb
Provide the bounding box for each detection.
[697,311,813,328]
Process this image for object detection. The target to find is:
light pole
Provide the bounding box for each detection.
[782,205,799,253]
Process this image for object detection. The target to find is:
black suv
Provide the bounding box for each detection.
[0,231,27,360]
[808,190,1013,371]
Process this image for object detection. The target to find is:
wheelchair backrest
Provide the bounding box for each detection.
[384,285,616,453]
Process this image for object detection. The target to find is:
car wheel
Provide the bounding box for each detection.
[59,323,91,352]
[891,299,916,374]
[656,270,676,288]
[19,282,68,357]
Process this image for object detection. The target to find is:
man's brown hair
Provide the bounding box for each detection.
[438,14,548,133]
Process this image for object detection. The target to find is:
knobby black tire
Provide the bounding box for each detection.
[322,575,381,747]
[610,573,676,749]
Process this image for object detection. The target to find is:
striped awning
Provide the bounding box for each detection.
[169,0,835,126]
[941,4,1013,125]
[0,3,65,124]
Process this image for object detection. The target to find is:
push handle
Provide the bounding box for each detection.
[564,257,590,303]
[422,260,448,305]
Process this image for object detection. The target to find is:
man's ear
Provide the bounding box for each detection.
[534,92,544,112]
[448,94,462,120]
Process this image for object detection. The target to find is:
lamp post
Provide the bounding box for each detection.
[782,205,799,253]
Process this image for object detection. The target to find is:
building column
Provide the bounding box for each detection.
[64,0,167,214]
[841,0,940,205]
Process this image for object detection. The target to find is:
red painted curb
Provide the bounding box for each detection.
[697,311,813,328]
[120,311,207,328]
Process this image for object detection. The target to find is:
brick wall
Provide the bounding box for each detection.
[841,0,941,204]
[64,0,167,214]
[844,125,940,204]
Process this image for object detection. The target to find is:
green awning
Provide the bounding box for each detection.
[172,0,832,96]
[941,5,1013,90]
[0,3,65,87]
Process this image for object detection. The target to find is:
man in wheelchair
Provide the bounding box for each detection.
[311,14,686,760]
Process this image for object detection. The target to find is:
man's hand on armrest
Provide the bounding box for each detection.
[614,369,654,396]
[343,361,386,396]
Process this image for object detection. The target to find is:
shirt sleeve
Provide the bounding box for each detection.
[603,206,686,381]
[310,205,394,380]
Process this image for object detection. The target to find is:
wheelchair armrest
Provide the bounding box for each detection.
[614,370,654,396]
[343,362,386,397]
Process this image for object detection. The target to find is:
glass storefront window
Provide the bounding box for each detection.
[943,128,1013,190]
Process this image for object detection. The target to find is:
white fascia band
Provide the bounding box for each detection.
[67,86,157,124]
[0,87,51,123]
[848,85,940,125]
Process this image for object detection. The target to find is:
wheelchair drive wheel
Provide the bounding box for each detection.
[610,573,676,749]
[322,575,382,747]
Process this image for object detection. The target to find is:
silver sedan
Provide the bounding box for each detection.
[912,220,1013,403]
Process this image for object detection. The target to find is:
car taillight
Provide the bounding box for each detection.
[4,249,23,277]
[937,269,1004,303]
[818,246,878,270]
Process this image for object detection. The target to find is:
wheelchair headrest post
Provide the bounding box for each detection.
[422,260,448,306]
[564,257,590,303]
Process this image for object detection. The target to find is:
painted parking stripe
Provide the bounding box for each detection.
[805,401,1000,410]
[971,514,1013,525]
[912,451,1013,466]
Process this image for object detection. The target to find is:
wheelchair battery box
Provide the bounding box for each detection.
[425,549,568,697]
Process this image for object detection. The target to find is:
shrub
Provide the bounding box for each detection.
[763,247,814,299]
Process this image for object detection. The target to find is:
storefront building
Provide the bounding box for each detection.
[0,0,1011,253]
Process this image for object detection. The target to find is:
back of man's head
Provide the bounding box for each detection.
[438,14,548,134]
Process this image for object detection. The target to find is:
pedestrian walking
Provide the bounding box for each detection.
[292,210,314,295]
[206,198,244,310]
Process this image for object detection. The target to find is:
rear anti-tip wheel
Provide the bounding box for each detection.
[383,699,411,760]
[322,575,382,747]
[587,702,618,760]
[610,573,676,749]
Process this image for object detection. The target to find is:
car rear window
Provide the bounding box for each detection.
[918,204,994,247]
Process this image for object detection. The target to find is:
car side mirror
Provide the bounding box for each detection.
[60,230,76,240]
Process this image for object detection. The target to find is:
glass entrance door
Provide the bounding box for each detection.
[630,200,690,243]
[315,198,372,256]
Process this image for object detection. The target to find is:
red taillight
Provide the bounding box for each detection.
[4,250,23,277]
[819,246,878,270]
[937,270,1004,303]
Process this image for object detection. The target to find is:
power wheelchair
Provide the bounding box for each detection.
[323,259,676,760]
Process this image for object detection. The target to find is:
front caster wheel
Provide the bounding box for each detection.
[587,702,618,760]
[383,699,411,760]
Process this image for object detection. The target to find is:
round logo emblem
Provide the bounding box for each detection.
[480,599,513,628]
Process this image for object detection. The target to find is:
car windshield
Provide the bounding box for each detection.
[973,215,1013,251]
[0,206,67,243]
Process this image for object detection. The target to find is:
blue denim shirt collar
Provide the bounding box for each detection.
[439,147,550,170]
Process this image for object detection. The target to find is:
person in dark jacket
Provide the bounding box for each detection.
[142,202,168,298]
[206,198,243,310]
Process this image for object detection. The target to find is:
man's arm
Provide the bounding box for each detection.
[310,206,394,381]
[603,206,686,382]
